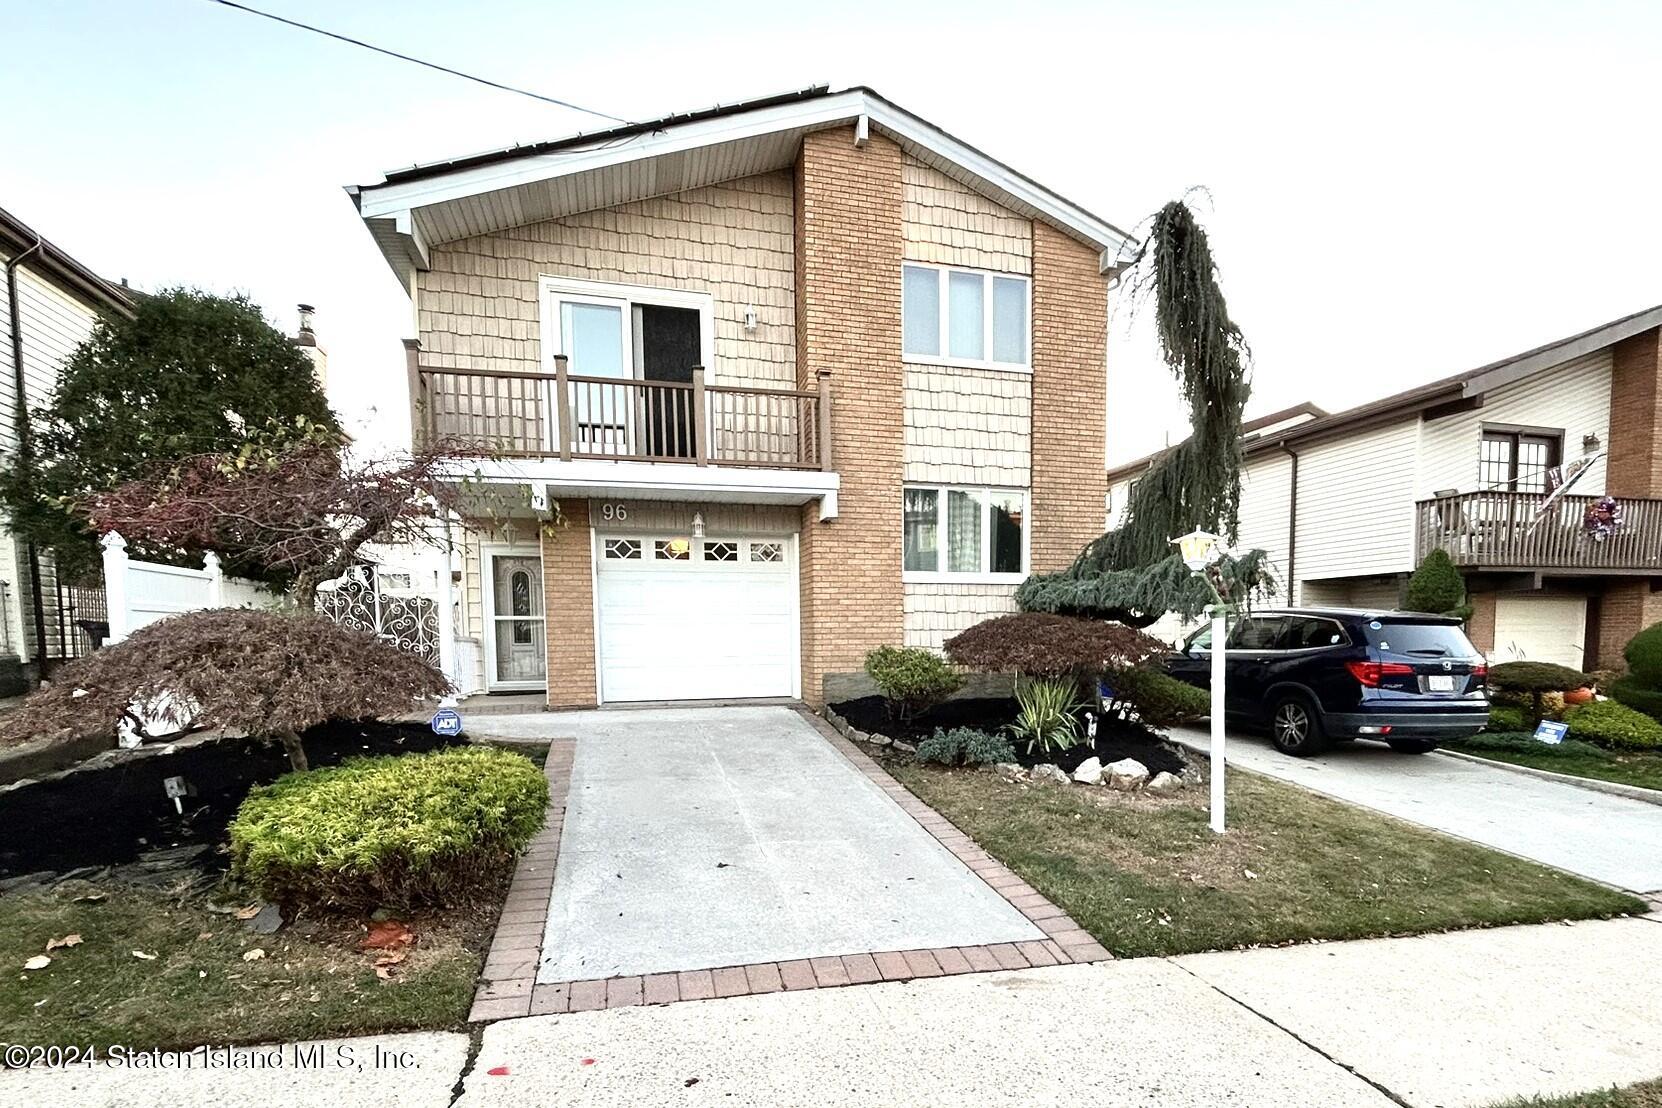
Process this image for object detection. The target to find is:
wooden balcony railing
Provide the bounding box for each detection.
[411,356,832,471]
[1414,491,1662,571]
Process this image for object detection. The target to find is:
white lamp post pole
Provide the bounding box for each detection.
[1174,529,1230,834]
[1208,603,1227,833]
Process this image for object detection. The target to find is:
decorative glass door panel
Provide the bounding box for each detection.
[488,553,546,687]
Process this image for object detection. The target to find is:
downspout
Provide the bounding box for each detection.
[5,236,48,676]
[1279,442,1299,605]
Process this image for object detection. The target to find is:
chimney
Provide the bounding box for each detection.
[293,302,328,391]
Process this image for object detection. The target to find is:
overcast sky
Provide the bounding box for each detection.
[5,0,1659,461]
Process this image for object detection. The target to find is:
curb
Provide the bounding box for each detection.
[1433,748,1662,808]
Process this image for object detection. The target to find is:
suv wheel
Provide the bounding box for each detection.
[1388,738,1439,754]
[1270,696,1329,756]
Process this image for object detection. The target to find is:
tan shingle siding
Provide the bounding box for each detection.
[903,582,1020,650]
[903,365,1031,486]
[902,157,1032,274]
[419,172,796,389]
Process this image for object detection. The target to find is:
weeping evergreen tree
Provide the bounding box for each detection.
[1018,200,1273,626]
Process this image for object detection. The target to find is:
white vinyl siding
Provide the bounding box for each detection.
[1293,420,1420,587]
[1416,350,1611,498]
[1235,453,1294,598]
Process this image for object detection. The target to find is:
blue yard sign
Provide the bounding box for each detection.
[1533,719,1569,746]
[430,708,463,737]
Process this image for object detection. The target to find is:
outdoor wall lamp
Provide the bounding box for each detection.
[1583,433,1601,454]
[691,512,705,541]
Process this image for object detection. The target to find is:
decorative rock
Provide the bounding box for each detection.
[246,903,285,934]
[1105,758,1150,790]
[1071,757,1104,786]
[890,739,917,755]
[1147,771,1184,793]
[993,762,1029,783]
[1031,763,1071,786]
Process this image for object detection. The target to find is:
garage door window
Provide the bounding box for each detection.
[604,539,641,560]
[750,541,784,563]
[654,538,692,561]
[704,540,739,562]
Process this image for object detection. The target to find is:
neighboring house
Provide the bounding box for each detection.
[1108,305,1662,670]
[0,206,132,691]
[349,85,1131,706]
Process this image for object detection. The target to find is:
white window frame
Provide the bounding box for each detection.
[901,484,1031,583]
[537,275,717,377]
[901,262,1032,372]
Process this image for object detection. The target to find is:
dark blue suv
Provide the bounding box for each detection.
[1165,607,1489,756]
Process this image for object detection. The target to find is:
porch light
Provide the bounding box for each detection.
[743,306,758,332]
[1171,529,1229,834]
[691,512,705,540]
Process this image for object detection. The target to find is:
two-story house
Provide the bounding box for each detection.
[1,206,132,693]
[1109,305,1662,670]
[350,86,1130,707]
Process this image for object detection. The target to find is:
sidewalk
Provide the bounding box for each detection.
[16,916,1656,1107]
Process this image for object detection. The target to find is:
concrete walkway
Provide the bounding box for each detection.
[468,707,1041,982]
[1171,724,1662,894]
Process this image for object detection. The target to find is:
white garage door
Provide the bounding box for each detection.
[595,535,797,702]
[1494,595,1587,668]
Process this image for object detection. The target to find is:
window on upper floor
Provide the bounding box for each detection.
[1479,428,1562,494]
[902,485,1028,580]
[901,263,1030,370]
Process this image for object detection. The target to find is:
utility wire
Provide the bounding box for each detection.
[199,0,632,125]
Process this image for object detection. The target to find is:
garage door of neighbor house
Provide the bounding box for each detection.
[595,535,797,703]
[1493,595,1587,668]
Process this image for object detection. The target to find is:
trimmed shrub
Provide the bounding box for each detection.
[1624,621,1662,687]
[915,727,1017,767]
[1404,548,1470,618]
[1488,660,1590,728]
[944,612,1163,679]
[1106,666,1209,730]
[1007,676,1086,755]
[229,745,548,913]
[1564,699,1662,752]
[1484,705,1526,734]
[864,646,964,724]
[1611,675,1662,723]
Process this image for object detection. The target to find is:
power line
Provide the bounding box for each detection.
[198,0,632,125]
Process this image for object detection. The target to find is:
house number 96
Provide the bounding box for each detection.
[600,503,628,522]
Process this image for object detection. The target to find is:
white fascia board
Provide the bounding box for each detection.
[440,458,840,507]
[356,91,869,218]
[355,89,1134,255]
[1460,305,1662,397]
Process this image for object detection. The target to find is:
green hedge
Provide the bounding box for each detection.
[864,646,964,724]
[1484,705,1526,734]
[1611,675,1662,723]
[1106,667,1209,730]
[915,727,1016,767]
[1564,699,1662,752]
[229,746,548,913]
[1623,621,1662,687]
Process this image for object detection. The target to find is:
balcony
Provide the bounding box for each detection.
[411,357,832,471]
[1414,491,1662,573]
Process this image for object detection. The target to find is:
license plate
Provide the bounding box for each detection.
[1427,675,1455,692]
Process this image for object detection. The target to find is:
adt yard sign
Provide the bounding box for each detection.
[1534,720,1569,745]
[430,709,463,737]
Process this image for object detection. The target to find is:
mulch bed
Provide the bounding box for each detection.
[0,721,463,883]
[829,696,1186,777]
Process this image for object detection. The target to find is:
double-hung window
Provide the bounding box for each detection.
[902,485,1028,579]
[902,263,1030,369]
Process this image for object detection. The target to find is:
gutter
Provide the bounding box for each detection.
[5,237,49,674]
[1279,442,1300,604]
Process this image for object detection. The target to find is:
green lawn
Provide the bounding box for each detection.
[1446,733,1662,793]
[1489,1078,1662,1107]
[0,879,492,1052]
[887,760,1644,958]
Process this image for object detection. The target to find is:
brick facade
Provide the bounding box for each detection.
[795,127,907,704]
[541,500,597,708]
[1029,222,1109,572]
[1598,327,1662,665]
[1467,590,1497,654]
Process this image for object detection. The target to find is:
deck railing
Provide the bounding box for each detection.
[411,356,832,471]
[1414,490,1662,571]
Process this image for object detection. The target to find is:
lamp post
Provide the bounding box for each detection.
[1174,529,1230,833]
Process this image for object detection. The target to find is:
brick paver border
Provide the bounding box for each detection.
[467,711,1109,1021]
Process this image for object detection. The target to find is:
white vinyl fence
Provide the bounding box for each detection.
[100,531,285,643]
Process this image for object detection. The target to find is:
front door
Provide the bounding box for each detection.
[484,550,546,690]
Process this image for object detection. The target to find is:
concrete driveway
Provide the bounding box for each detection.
[471,707,1042,982]
[1171,725,1662,894]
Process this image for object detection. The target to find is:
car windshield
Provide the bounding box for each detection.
[1365,621,1476,657]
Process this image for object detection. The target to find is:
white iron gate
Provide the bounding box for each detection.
[316,564,441,666]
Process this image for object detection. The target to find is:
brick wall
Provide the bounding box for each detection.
[1467,590,1497,654]
[1608,327,1662,497]
[541,500,596,707]
[1029,222,1108,571]
[1595,580,1662,670]
[796,127,906,704]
